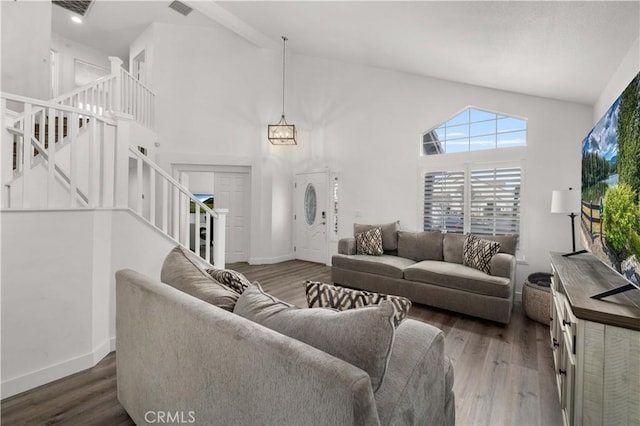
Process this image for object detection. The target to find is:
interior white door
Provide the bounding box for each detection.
[214,172,250,263]
[295,172,328,264]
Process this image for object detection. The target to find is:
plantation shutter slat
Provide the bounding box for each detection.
[423,171,465,233]
[470,167,521,237]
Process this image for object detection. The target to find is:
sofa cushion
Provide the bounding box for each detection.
[482,234,519,255]
[206,267,251,294]
[304,281,411,326]
[160,245,239,311]
[442,234,466,264]
[398,231,444,261]
[354,221,399,252]
[356,227,384,256]
[462,235,501,274]
[332,254,416,279]
[404,260,512,298]
[234,283,396,392]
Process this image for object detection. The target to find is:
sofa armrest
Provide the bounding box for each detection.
[490,253,516,283]
[339,237,357,255]
[116,269,380,426]
[374,319,448,426]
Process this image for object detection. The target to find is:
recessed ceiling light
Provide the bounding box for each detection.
[71,16,82,24]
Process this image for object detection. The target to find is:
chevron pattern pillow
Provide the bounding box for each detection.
[206,268,251,294]
[462,234,501,274]
[304,281,411,327]
[355,227,384,256]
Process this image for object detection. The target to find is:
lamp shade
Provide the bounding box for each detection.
[551,189,581,214]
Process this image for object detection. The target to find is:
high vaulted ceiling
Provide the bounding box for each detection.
[52,1,640,105]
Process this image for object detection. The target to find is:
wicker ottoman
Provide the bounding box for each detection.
[522,273,552,325]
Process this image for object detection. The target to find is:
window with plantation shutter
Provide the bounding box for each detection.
[423,171,465,233]
[470,167,521,237]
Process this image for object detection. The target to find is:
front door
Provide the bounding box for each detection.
[295,172,328,264]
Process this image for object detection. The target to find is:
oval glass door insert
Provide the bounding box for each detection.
[304,184,317,225]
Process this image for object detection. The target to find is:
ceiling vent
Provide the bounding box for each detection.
[168,1,193,17]
[52,0,93,16]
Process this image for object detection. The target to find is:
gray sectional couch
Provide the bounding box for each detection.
[116,246,455,426]
[332,227,517,324]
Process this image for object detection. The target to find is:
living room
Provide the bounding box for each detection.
[2,1,639,425]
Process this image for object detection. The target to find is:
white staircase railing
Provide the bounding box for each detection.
[120,68,154,129]
[2,92,115,209]
[128,147,227,267]
[7,57,154,145]
[1,91,225,267]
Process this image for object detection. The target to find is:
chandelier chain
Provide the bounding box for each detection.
[281,36,287,118]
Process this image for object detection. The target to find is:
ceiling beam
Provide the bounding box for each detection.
[184,1,279,50]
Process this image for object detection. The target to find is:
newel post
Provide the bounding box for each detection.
[108,56,123,114]
[1,98,11,208]
[113,112,133,208]
[213,209,228,268]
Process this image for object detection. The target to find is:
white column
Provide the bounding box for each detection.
[108,56,123,114]
[213,209,228,268]
[112,112,133,208]
[1,98,11,208]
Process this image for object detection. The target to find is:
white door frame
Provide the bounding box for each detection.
[294,171,329,265]
[172,164,252,263]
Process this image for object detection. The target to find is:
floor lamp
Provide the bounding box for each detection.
[551,188,588,257]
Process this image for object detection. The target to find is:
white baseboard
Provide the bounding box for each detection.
[1,337,115,400]
[249,253,294,265]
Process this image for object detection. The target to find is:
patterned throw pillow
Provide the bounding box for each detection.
[356,227,384,256]
[304,281,411,327]
[462,234,501,274]
[206,268,251,294]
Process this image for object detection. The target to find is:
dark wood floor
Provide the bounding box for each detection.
[1,260,562,425]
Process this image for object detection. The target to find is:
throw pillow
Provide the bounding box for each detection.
[206,267,251,294]
[462,234,501,274]
[234,282,395,392]
[304,281,411,327]
[354,221,400,251]
[160,245,239,311]
[356,227,384,256]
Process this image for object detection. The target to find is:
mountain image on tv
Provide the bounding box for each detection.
[581,72,640,286]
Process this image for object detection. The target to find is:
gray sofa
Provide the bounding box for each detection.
[332,228,517,324]
[116,251,455,425]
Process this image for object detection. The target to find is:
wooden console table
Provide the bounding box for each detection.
[549,252,640,426]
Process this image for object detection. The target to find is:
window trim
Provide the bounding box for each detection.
[421,106,528,156]
[419,160,527,262]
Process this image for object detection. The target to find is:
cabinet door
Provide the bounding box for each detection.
[551,290,564,399]
[561,335,576,426]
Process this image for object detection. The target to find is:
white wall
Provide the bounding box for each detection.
[129,19,594,283]
[285,54,592,290]
[1,210,101,398]
[594,37,640,122]
[0,1,51,99]
[132,22,295,264]
[185,171,214,194]
[50,32,112,96]
[0,208,177,398]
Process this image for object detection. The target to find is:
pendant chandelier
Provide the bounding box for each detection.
[268,36,297,145]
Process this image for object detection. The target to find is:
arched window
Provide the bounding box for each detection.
[422,107,526,155]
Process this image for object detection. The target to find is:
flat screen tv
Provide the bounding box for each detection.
[581,71,640,298]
